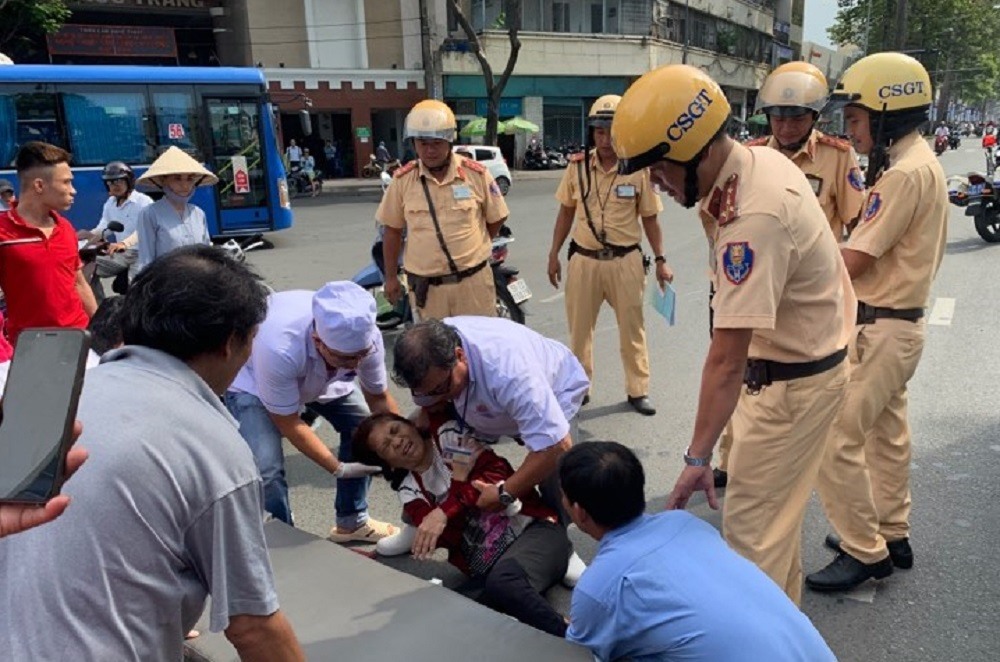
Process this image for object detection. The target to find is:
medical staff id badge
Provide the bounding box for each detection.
[452,184,473,200]
[616,184,636,198]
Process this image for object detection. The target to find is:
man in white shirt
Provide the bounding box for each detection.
[81,162,153,284]
[226,281,400,543]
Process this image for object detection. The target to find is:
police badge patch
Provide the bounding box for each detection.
[722,242,754,285]
[863,192,882,223]
[848,167,865,192]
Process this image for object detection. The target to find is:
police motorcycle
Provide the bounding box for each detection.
[351,225,529,330]
[948,172,1000,242]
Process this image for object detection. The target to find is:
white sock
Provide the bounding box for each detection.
[376,524,417,556]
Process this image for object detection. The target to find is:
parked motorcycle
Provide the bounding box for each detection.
[351,225,530,329]
[361,155,402,179]
[523,148,549,170]
[948,172,1000,242]
[545,147,568,169]
[934,134,948,156]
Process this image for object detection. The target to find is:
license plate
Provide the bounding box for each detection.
[507,278,532,304]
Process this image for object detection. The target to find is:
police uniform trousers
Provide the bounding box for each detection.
[816,319,925,556]
[724,360,848,605]
[564,250,649,397]
[410,266,496,321]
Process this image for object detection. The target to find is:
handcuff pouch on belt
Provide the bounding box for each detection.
[743,360,771,396]
[410,274,431,308]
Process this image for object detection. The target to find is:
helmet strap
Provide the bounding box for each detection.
[776,117,817,153]
[866,105,888,188]
[683,152,703,209]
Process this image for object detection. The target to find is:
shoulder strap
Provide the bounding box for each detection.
[575,156,607,246]
[420,176,460,275]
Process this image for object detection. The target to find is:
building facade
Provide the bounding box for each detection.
[440,0,804,158]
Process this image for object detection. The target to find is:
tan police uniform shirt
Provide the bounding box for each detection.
[846,131,949,309]
[376,153,509,277]
[754,130,867,239]
[703,143,855,363]
[554,151,662,251]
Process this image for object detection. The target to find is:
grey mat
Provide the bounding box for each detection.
[184,520,592,661]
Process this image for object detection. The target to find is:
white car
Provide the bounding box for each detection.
[453,145,512,195]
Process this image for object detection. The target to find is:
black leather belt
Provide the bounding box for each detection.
[744,347,848,394]
[568,240,641,261]
[407,259,488,286]
[856,301,924,324]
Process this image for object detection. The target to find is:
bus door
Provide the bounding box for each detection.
[203,97,272,235]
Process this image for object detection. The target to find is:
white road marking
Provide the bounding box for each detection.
[927,297,955,326]
[539,291,565,304]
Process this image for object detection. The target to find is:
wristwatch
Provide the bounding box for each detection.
[683,447,712,467]
[497,482,516,507]
[654,255,666,264]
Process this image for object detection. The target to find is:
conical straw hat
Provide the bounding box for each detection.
[137,146,218,187]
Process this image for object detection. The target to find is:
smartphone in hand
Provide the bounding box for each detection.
[0,328,90,504]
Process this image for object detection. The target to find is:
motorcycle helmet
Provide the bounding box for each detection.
[404,100,457,142]
[828,52,932,185]
[612,64,731,207]
[101,161,135,193]
[588,95,621,129]
[756,62,829,151]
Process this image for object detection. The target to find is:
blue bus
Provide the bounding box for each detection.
[0,65,293,238]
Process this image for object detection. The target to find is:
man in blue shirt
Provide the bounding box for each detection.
[560,442,835,662]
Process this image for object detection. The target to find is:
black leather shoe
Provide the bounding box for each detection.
[887,538,914,569]
[825,533,913,569]
[805,552,893,592]
[581,394,590,406]
[627,396,656,416]
[713,468,728,489]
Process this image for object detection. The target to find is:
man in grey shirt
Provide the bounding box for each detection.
[0,246,303,661]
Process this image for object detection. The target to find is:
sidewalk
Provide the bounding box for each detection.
[316,167,565,197]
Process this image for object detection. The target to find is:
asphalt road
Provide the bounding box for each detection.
[243,140,1000,662]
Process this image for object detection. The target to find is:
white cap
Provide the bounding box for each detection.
[311,281,376,354]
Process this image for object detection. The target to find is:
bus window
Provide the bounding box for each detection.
[150,87,204,159]
[60,87,150,165]
[0,91,67,166]
[206,98,267,210]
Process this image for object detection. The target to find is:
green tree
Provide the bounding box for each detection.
[830,0,1000,118]
[0,0,71,61]
[448,0,522,146]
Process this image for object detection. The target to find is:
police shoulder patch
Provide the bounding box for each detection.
[722,241,754,285]
[460,157,486,174]
[568,151,586,163]
[717,173,740,226]
[817,133,852,152]
[745,137,769,147]
[862,191,882,223]
[393,160,417,178]
[847,167,865,192]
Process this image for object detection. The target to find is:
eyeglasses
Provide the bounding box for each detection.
[314,335,375,363]
[413,366,454,399]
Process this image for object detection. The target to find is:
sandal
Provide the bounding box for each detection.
[327,518,398,544]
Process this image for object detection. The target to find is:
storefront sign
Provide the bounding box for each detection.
[47,25,177,58]
[355,127,371,138]
[231,156,251,194]
[475,98,523,117]
[168,123,185,140]
[68,0,208,9]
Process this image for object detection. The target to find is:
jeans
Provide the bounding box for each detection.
[224,389,371,529]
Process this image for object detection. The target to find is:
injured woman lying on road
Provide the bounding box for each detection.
[352,409,570,637]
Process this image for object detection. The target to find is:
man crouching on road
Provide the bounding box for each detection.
[0,245,303,661]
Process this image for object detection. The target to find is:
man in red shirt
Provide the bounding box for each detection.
[0,142,95,345]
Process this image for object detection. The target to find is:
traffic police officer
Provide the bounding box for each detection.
[377,100,509,320]
[806,53,948,592]
[612,64,854,604]
[713,62,867,488]
[547,95,670,416]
